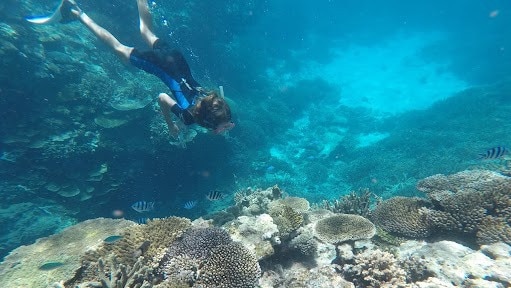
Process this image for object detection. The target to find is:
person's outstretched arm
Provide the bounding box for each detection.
[158,93,180,137]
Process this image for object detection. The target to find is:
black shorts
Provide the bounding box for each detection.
[129,39,172,72]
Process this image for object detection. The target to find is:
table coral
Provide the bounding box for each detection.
[314,214,375,244]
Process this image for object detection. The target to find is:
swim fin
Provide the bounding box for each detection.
[26,0,76,24]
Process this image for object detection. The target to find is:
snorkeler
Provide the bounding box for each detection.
[27,0,234,138]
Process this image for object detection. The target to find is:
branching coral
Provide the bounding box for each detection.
[97,255,153,288]
[74,217,191,286]
[370,196,432,238]
[342,249,407,288]
[314,214,375,244]
[319,189,380,217]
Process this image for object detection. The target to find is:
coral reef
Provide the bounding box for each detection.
[318,189,380,217]
[417,170,511,244]
[164,227,232,260]
[398,240,511,287]
[195,241,261,288]
[269,196,310,213]
[270,205,305,239]
[96,255,153,288]
[159,226,261,288]
[70,217,191,287]
[289,230,318,258]
[314,214,376,244]
[226,214,280,260]
[370,196,432,238]
[0,218,135,288]
[261,264,354,288]
[342,249,408,288]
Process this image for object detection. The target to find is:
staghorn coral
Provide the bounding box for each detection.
[96,255,153,288]
[319,189,380,217]
[417,170,511,244]
[342,249,407,288]
[195,241,261,288]
[74,217,191,286]
[314,214,375,244]
[370,196,432,238]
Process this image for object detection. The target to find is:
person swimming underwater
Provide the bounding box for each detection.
[27,0,235,138]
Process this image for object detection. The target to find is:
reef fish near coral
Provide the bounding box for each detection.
[479,146,508,159]
[183,200,198,209]
[131,201,155,213]
[38,261,65,271]
[206,190,224,201]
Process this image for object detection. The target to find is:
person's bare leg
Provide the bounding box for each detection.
[137,0,159,47]
[71,6,133,62]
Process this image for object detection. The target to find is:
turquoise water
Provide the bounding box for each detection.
[1,0,510,261]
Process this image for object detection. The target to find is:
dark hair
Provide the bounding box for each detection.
[192,92,232,129]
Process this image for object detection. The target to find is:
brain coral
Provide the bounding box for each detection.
[165,227,232,260]
[370,196,432,238]
[314,214,375,244]
[195,241,261,288]
[159,227,261,287]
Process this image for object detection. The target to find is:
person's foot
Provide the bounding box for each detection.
[60,0,82,23]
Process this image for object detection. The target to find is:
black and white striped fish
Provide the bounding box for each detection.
[479,146,508,159]
[206,190,224,201]
[183,200,198,209]
[131,201,155,213]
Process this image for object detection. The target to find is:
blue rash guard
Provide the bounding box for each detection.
[129,39,200,125]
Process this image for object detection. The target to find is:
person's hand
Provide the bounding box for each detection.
[169,122,180,139]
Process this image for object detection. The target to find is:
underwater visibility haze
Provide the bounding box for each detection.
[1,0,511,287]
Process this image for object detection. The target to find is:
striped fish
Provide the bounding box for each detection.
[206,190,224,201]
[184,200,198,209]
[136,217,150,224]
[131,201,155,213]
[479,146,508,159]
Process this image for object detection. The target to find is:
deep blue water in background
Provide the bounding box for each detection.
[0,0,510,260]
